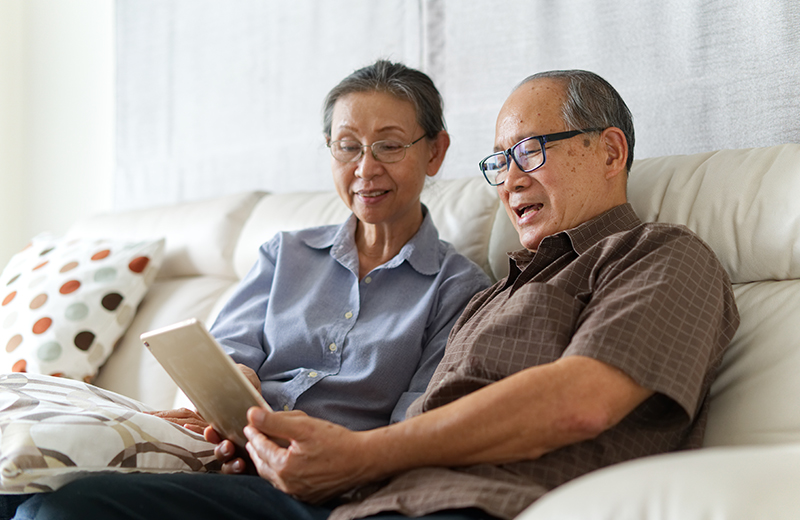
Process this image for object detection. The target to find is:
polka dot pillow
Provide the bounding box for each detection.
[0,234,164,382]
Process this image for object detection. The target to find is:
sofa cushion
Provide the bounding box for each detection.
[703,280,800,447]
[0,373,218,494]
[67,192,265,279]
[0,235,164,383]
[629,144,800,284]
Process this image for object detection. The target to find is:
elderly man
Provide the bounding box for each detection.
[22,70,739,520]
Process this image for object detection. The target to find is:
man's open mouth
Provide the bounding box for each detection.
[516,203,543,218]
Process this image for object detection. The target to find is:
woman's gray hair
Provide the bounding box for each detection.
[323,60,445,140]
[517,70,635,172]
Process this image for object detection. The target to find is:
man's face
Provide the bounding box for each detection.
[495,79,611,252]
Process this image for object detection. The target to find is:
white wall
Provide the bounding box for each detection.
[113,0,800,211]
[0,0,115,269]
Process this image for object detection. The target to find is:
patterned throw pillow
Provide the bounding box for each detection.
[0,373,219,493]
[0,235,164,382]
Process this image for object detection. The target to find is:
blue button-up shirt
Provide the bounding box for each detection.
[210,208,490,431]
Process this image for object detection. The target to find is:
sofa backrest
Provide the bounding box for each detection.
[233,177,521,283]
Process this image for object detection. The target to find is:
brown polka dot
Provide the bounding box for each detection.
[60,280,81,295]
[29,293,48,310]
[5,334,22,353]
[6,274,20,286]
[2,291,16,306]
[128,256,150,274]
[102,293,124,311]
[39,247,55,256]
[91,249,111,261]
[33,261,49,271]
[32,317,52,334]
[60,261,79,273]
[74,331,95,351]
[12,359,27,372]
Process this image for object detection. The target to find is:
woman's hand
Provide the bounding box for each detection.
[205,426,253,474]
[237,363,261,390]
[147,408,208,434]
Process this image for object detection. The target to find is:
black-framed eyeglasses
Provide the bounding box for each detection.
[479,128,603,186]
[328,135,426,164]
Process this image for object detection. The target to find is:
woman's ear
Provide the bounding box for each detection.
[426,131,451,177]
[601,127,628,179]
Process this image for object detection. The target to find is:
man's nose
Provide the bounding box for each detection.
[502,159,530,191]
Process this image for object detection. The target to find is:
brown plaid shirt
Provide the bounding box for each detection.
[331,204,740,520]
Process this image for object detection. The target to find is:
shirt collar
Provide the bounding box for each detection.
[302,205,443,276]
[506,203,642,278]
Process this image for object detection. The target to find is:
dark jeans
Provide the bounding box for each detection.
[6,473,495,520]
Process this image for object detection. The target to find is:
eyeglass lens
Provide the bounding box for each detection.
[482,137,544,185]
[330,140,408,164]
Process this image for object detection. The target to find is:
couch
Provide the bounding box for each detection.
[63,144,800,519]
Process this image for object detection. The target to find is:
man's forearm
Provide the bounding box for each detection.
[357,355,653,480]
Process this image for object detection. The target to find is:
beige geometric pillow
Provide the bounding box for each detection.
[0,373,219,493]
[0,235,164,382]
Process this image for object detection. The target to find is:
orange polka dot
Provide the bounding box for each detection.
[128,256,150,274]
[33,261,49,271]
[59,280,81,295]
[2,291,15,306]
[60,261,79,273]
[32,317,52,334]
[91,250,111,261]
[12,359,27,372]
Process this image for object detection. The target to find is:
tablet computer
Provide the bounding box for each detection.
[141,318,270,447]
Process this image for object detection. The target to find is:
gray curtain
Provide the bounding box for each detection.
[115,0,800,210]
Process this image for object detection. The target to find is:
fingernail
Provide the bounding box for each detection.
[249,407,266,423]
[233,459,244,473]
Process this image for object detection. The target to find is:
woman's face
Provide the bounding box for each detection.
[329,91,445,234]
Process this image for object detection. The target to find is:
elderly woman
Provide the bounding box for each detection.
[7,61,489,520]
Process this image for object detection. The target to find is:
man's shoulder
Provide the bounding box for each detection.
[599,220,729,279]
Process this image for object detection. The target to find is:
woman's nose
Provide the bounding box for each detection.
[355,149,382,179]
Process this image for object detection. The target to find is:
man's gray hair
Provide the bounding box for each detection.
[323,60,445,141]
[517,70,635,172]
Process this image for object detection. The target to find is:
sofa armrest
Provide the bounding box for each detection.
[518,444,800,520]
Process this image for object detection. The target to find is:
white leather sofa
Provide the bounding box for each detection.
[65,144,800,519]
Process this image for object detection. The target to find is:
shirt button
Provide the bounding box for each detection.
[308,371,318,378]
[345,311,353,319]
[283,405,290,411]
[329,343,337,352]
[364,277,372,284]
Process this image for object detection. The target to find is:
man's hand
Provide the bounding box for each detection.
[148,408,208,434]
[242,407,375,504]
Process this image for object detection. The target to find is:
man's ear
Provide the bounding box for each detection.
[600,127,628,179]
[426,131,451,177]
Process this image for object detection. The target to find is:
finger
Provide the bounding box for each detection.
[204,425,223,444]
[220,457,247,475]
[214,439,237,463]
